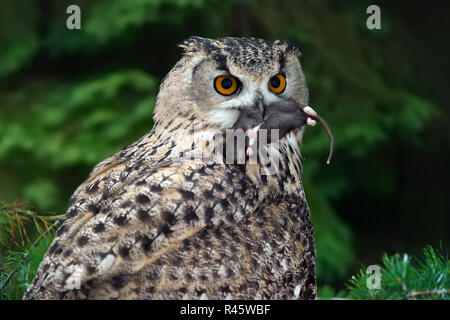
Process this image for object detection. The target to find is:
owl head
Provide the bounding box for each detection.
[153,36,309,131]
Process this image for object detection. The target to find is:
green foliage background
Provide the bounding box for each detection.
[0,0,448,298]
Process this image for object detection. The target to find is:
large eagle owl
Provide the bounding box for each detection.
[24,37,330,300]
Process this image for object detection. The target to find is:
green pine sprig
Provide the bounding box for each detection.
[347,245,449,300]
[0,200,60,300]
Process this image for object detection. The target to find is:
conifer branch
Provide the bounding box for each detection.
[347,245,449,300]
[0,221,59,293]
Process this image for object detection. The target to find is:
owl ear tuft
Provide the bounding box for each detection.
[274,40,303,57]
[178,36,211,54]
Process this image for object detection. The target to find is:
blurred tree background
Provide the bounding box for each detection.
[0,0,448,298]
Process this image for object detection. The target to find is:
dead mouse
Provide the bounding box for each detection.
[232,100,334,164]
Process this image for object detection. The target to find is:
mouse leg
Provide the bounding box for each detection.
[231,108,264,164]
[245,124,261,157]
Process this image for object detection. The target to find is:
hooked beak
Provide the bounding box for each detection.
[251,93,265,117]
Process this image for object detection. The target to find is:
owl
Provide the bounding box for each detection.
[23,36,321,300]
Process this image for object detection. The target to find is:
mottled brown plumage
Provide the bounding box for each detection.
[24,36,317,300]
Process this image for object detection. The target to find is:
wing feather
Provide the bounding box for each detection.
[24,135,262,298]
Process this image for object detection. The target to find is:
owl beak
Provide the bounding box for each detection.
[254,94,265,116]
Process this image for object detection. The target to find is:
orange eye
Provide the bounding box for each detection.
[214,75,239,96]
[268,73,286,94]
